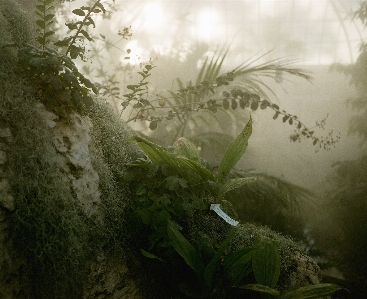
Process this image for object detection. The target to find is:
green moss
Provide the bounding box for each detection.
[87,98,143,253]
[0,79,91,298]
[0,0,35,71]
[186,212,302,291]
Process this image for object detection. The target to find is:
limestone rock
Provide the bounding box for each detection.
[285,250,321,288]
[51,112,101,218]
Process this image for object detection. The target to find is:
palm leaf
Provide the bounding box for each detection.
[231,170,315,211]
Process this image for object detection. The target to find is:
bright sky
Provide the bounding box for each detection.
[104,0,365,66]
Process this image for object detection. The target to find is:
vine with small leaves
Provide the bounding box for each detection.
[11,0,107,117]
[121,69,339,150]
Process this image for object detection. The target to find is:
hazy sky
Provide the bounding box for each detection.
[102,0,365,65]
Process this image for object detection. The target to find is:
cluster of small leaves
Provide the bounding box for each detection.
[289,114,340,150]
[122,69,338,150]
[18,44,98,117]
[220,88,338,149]
[125,157,210,250]
[122,71,235,128]
[118,26,133,40]
[122,64,158,127]
[35,0,56,49]
[14,0,101,117]
[54,0,106,60]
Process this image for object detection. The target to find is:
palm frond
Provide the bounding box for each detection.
[230,170,315,212]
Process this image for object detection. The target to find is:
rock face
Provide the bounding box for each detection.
[39,104,102,218]
[0,104,143,299]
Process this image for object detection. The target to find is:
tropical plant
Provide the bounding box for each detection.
[125,118,342,298]
[168,222,341,299]
[123,50,339,150]
[125,118,254,250]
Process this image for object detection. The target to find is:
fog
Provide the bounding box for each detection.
[18,0,367,296]
[60,0,365,190]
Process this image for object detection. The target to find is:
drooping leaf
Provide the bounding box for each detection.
[217,117,252,183]
[278,283,342,299]
[149,121,158,130]
[44,31,55,38]
[223,246,254,286]
[44,14,54,22]
[204,228,235,288]
[239,284,280,296]
[80,30,93,41]
[250,100,259,110]
[54,37,72,47]
[167,221,204,277]
[36,20,45,29]
[95,2,106,13]
[218,177,257,199]
[72,9,85,16]
[252,235,280,288]
[36,5,45,13]
[129,136,215,181]
[86,16,96,28]
[140,249,165,262]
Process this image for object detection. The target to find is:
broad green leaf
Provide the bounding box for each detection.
[252,235,280,288]
[140,249,165,262]
[36,5,45,13]
[54,37,72,47]
[278,283,342,299]
[204,228,235,288]
[223,247,254,286]
[167,221,204,277]
[240,284,280,296]
[44,0,54,5]
[44,31,55,38]
[129,136,215,181]
[36,20,45,29]
[72,9,85,16]
[218,177,256,199]
[44,14,54,22]
[217,117,252,183]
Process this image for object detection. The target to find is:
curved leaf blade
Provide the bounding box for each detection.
[239,284,280,297]
[278,283,342,299]
[217,117,252,183]
[204,228,235,288]
[167,221,204,277]
[218,177,256,199]
[252,235,280,288]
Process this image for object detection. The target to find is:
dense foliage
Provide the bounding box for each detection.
[0,1,344,298]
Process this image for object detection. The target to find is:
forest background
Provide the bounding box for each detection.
[13,0,367,298]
